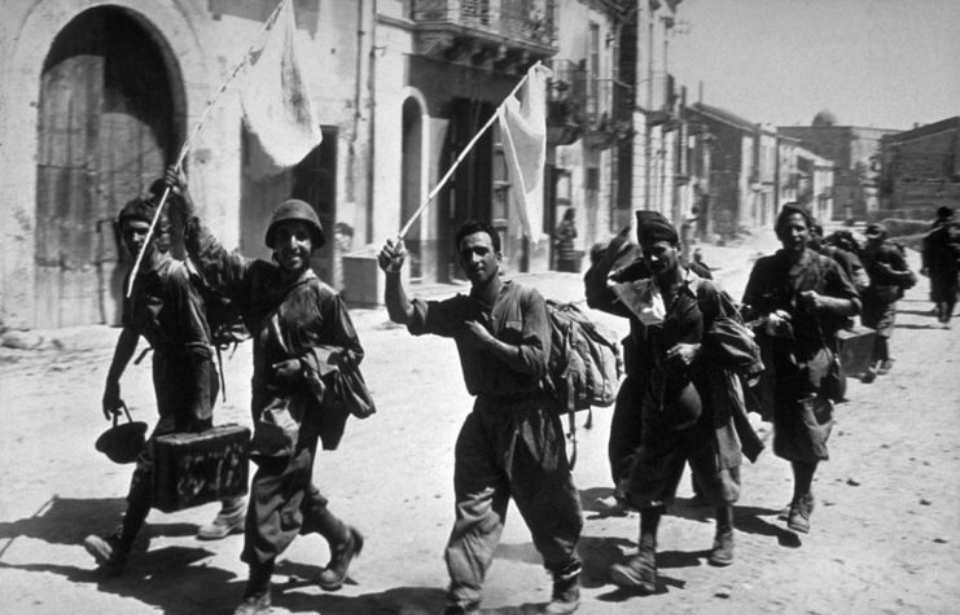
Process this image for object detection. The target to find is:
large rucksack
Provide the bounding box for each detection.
[545,299,622,413]
[544,299,622,467]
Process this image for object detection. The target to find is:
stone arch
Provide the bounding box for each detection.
[400,87,430,281]
[2,1,210,328]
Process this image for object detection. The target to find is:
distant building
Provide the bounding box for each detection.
[684,102,760,240]
[878,116,960,220]
[779,110,900,221]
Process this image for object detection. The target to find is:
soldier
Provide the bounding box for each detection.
[921,209,960,328]
[379,221,583,615]
[741,203,860,534]
[601,211,762,594]
[859,222,914,380]
[85,193,245,574]
[171,169,366,615]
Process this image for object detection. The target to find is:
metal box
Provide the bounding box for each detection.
[837,325,877,379]
[153,424,250,513]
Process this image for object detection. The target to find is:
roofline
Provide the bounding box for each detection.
[882,116,960,145]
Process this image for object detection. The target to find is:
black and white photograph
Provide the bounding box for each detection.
[1,1,958,614]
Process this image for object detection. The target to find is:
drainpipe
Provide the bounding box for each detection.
[365,0,378,244]
[349,0,365,211]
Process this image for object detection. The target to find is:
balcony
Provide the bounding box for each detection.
[411,0,557,70]
[547,59,634,148]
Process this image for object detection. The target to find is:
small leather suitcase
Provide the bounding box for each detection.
[837,325,876,379]
[153,424,250,513]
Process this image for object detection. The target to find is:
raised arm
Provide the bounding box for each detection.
[165,166,250,296]
[378,238,415,324]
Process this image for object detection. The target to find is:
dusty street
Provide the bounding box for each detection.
[2,235,958,615]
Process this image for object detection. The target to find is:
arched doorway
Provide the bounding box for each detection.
[401,96,424,281]
[34,7,182,328]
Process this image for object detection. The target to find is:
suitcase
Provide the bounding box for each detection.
[153,424,251,513]
[837,325,877,379]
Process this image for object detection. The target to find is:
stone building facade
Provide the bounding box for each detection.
[779,112,900,222]
[878,116,960,220]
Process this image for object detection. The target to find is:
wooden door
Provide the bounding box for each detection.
[35,8,175,328]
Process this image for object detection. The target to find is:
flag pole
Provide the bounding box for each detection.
[397,62,542,240]
[126,0,289,297]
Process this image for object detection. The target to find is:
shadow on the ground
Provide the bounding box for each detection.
[0,545,239,615]
[896,308,937,316]
[0,496,196,549]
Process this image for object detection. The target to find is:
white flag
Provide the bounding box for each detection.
[241,0,322,177]
[498,64,551,243]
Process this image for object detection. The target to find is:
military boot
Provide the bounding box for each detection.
[317,525,364,591]
[544,562,581,614]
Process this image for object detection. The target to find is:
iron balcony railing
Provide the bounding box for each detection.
[412,0,557,48]
[548,59,632,129]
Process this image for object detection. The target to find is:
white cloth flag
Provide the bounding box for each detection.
[498,64,551,243]
[241,0,322,177]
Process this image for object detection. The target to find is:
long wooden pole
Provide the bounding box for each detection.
[126,0,288,297]
[397,62,541,240]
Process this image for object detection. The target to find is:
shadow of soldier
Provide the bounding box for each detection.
[2,547,240,612]
[0,495,198,550]
[267,584,448,615]
[0,494,251,615]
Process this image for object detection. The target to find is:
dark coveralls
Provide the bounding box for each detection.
[615,272,761,510]
[407,280,582,610]
[742,249,860,462]
[922,224,960,324]
[185,220,363,566]
[121,258,219,540]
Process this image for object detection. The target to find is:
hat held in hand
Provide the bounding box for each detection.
[95,403,147,464]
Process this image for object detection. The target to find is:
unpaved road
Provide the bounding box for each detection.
[1,237,958,615]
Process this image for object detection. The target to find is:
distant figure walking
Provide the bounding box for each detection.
[859,222,915,381]
[554,207,580,272]
[921,207,960,328]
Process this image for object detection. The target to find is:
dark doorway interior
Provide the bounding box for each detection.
[440,98,494,282]
[35,7,180,328]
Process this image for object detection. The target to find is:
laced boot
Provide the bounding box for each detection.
[234,560,273,615]
[544,561,581,614]
[709,531,734,566]
[197,496,246,540]
[83,528,130,576]
[442,603,480,615]
[709,505,735,566]
[317,525,364,591]
[788,492,815,533]
[609,543,657,593]
[233,592,271,615]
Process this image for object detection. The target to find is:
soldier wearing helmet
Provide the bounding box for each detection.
[168,167,368,615]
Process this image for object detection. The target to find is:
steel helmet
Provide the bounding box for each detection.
[264,199,325,249]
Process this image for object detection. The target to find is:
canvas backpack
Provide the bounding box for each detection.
[545,299,622,412]
[544,299,622,466]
